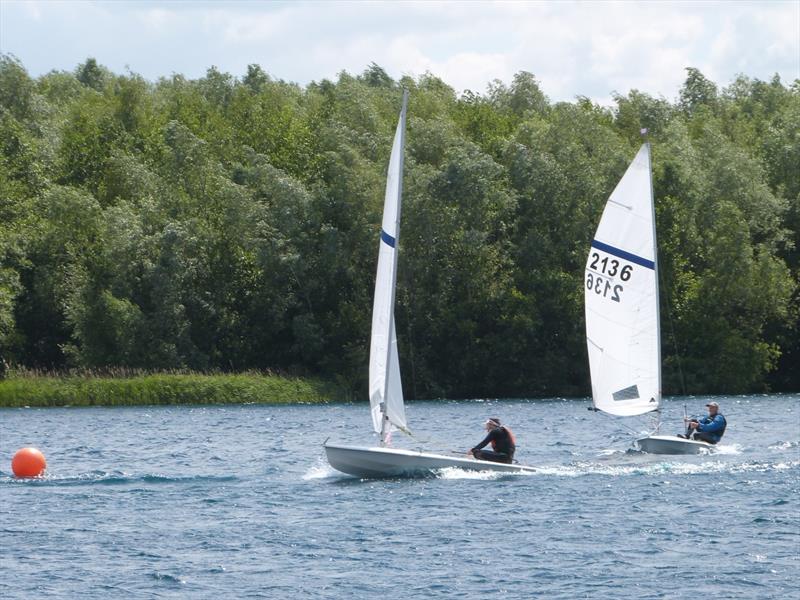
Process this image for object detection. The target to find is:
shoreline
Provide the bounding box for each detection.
[0,373,341,408]
[2,375,792,408]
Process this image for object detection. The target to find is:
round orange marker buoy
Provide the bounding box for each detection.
[11,447,47,477]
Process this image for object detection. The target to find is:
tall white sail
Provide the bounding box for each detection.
[369,90,409,437]
[585,143,661,417]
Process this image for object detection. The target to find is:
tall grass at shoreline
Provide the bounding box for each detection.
[0,370,342,407]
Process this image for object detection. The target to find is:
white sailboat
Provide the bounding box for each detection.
[325,91,536,477]
[584,142,714,455]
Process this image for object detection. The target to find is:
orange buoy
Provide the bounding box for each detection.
[12,447,47,477]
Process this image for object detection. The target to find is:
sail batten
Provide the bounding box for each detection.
[585,143,660,417]
[369,91,409,438]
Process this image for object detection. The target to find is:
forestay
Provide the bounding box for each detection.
[369,90,409,438]
[585,143,661,417]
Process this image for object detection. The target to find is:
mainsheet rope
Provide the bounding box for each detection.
[593,406,661,439]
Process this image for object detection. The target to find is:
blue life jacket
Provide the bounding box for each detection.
[697,414,727,442]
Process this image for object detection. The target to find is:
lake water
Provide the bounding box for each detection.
[1,394,798,599]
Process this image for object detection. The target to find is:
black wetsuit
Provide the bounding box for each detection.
[471,427,515,464]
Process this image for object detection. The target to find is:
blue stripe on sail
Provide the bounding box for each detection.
[380,229,396,248]
[591,239,655,270]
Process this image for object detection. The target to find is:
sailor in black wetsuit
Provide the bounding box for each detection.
[470,418,516,464]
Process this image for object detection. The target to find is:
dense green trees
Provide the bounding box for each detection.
[1,55,797,396]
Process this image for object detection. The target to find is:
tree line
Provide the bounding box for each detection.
[1,55,797,397]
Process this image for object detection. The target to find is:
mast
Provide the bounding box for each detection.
[645,139,662,430]
[644,140,662,397]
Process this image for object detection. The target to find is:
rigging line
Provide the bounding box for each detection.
[404,425,470,453]
[595,408,648,437]
[407,429,458,450]
[648,409,662,435]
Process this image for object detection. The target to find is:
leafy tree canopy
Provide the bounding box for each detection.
[0,55,797,395]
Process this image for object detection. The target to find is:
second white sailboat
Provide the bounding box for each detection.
[584,142,715,455]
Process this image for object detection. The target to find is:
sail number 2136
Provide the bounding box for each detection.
[586,252,631,303]
[588,253,632,281]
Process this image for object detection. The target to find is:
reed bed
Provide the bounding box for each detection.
[0,370,340,407]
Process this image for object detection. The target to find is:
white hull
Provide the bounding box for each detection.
[636,434,716,455]
[324,443,537,478]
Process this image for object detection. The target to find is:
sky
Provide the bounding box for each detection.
[1,0,798,104]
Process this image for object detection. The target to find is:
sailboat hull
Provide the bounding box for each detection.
[636,434,716,455]
[324,443,537,478]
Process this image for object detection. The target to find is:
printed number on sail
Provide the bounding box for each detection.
[588,252,632,280]
[586,272,622,302]
[586,252,632,303]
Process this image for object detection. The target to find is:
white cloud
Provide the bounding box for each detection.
[136,8,180,33]
[430,51,513,94]
[1,0,797,102]
[215,8,289,43]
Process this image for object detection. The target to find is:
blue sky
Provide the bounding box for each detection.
[1,0,798,103]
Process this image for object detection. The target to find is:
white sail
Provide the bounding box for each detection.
[585,143,661,417]
[369,90,409,437]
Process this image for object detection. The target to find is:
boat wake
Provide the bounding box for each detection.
[714,443,743,455]
[303,462,339,480]
[598,448,629,457]
[0,470,237,486]
[434,467,527,480]
[616,442,741,456]
[529,459,799,478]
[768,440,799,451]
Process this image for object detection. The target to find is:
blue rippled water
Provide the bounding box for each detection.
[1,394,798,599]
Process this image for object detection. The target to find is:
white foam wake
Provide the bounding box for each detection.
[714,443,743,455]
[302,461,337,480]
[768,440,799,451]
[435,467,517,480]
[300,457,797,481]
[498,459,799,478]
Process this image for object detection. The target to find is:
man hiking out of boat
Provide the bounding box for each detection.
[680,401,727,444]
[470,418,516,463]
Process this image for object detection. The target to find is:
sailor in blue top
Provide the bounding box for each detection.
[683,401,727,444]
